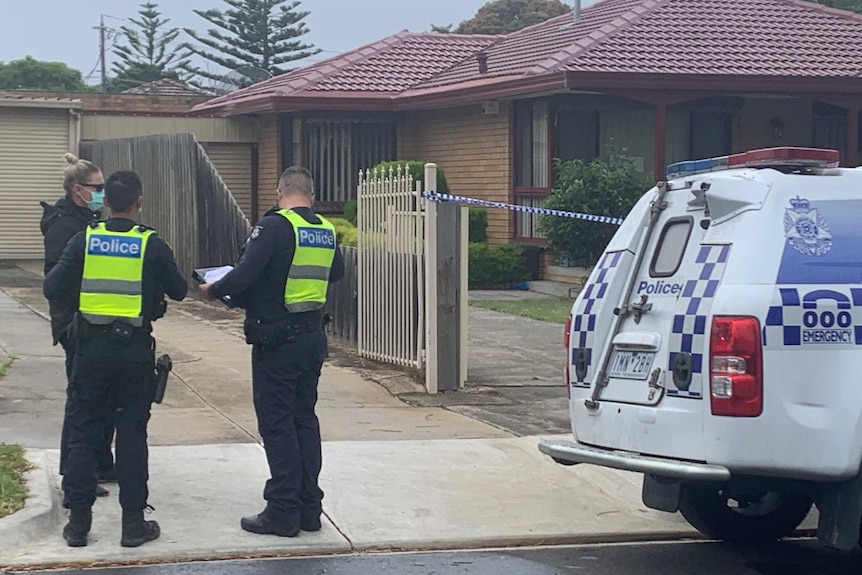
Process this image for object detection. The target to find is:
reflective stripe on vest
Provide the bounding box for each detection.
[80,223,154,327]
[277,209,336,313]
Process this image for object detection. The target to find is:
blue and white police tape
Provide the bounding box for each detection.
[421,191,624,226]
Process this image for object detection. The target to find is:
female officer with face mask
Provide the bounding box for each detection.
[40,153,116,497]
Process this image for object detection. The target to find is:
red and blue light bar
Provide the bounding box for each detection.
[666,147,840,179]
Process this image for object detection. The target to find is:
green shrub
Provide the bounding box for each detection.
[468,242,530,289]
[538,152,653,267]
[343,199,357,225]
[371,160,449,193]
[328,217,357,247]
[340,227,357,247]
[468,207,488,243]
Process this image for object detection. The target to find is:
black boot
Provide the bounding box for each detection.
[63,509,92,547]
[121,509,161,547]
[240,513,300,537]
[301,514,322,532]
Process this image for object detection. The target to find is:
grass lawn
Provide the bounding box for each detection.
[0,355,15,379]
[470,297,573,324]
[0,444,28,518]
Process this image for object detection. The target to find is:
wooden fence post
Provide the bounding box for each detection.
[424,164,439,394]
[424,163,463,393]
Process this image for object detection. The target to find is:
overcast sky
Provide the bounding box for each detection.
[0,0,598,85]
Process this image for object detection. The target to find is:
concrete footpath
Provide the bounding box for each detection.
[0,265,699,570]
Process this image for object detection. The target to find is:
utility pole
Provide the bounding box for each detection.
[99,14,107,91]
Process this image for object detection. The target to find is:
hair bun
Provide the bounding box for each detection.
[64,153,79,165]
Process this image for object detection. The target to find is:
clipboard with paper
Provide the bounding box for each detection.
[193,265,235,307]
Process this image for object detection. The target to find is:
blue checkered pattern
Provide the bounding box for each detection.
[571,252,623,388]
[763,288,862,347]
[666,245,731,399]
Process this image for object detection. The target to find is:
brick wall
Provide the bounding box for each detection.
[257,114,280,220]
[3,90,211,115]
[400,102,512,245]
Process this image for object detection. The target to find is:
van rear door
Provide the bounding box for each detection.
[589,185,720,407]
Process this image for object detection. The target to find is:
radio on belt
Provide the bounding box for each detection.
[538,146,862,553]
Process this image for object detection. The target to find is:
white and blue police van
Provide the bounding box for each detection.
[539,147,862,550]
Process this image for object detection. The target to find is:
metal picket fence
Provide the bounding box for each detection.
[357,165,426,370]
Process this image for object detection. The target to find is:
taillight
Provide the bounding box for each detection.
[564,315,572,399]
[709,316,763,417]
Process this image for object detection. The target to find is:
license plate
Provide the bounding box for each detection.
[608,350,655,380]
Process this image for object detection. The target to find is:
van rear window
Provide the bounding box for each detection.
[650,218,693,277]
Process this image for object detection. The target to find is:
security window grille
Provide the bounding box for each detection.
[306,120,397,209]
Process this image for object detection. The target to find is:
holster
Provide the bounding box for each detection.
[153,353,173,404]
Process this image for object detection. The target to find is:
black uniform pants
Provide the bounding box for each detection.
[62,334,155,512]
[251,329,327,527]
[59,335,116,476]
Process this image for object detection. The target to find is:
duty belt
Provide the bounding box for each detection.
[244,316,324,348]
[71,312,150,345]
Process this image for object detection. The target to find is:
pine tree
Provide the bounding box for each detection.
[181,0,320,89]
[811,0,862,13]
[110,2,190,92]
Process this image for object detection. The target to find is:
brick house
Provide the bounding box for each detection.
[191,0,862,257]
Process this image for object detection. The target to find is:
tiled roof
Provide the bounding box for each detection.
[193,0,862,114]
[417,0,656,89]
[565,0,862,76]
[197,31,498,108]
[121,79,213,96]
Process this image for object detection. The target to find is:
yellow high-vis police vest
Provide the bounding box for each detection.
[277,209,336,313]
[79,223,155,327]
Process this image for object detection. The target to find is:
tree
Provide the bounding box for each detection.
[0,56,86,91]
[110,1,191,92]
[811,0,862,13]
[538,152,653,267]
[433,0,570,35]
[181,0,320,88]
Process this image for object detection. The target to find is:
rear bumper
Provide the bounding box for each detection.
[538,438,731,482]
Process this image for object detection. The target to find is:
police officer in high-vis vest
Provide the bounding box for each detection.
[200,165,344,537]
[43,170,187,548]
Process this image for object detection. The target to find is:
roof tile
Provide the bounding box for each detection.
[566,0,862,76]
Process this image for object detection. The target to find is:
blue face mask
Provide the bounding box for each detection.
[87,191,105,212]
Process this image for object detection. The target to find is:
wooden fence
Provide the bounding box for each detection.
[325,246,357,344]
[80,133,251,282]
[81,134,362,346]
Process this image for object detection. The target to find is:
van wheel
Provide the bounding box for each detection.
[679,484,812,543]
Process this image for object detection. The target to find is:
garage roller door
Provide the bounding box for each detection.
[0,108,74,259]
[204,143,254,222]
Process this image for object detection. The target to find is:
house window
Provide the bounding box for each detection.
[515,100,550,189]
[305,119,397,211]
[515,194,547,239]
[689,112,733,159]
[556,109,600,162]
[514,100,550,238]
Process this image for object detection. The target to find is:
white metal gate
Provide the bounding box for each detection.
[357,165,426,371]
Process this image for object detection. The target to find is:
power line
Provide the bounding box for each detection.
[92,13,125,90]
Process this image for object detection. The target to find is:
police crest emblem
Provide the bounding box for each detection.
[784,196,832,256]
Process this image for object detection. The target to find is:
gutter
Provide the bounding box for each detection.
[190,72,570,117]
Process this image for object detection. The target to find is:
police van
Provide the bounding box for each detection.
[539,147,862,550]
